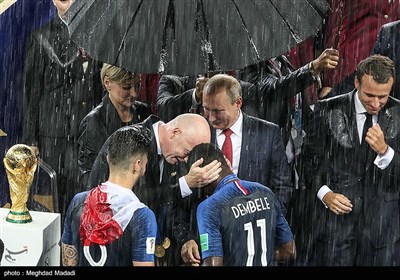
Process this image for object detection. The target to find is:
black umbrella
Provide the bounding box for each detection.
[67,0,329,75]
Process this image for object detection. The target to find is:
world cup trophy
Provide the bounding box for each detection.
[4,144,37,223]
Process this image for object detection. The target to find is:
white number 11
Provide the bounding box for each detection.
[244,219,267,266]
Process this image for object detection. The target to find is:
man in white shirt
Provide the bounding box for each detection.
[304,54,400,266]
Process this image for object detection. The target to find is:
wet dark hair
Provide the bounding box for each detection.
[355,54,395,84]
[188,143,228,171]
[107,125,152,168]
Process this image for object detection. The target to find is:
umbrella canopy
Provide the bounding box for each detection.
[67,0,329,75]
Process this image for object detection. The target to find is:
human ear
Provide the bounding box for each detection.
[104,78,111,91]
[131,159,141,174]
[171,128,182,139]
[354,77,360,89]
[235,97,243,108]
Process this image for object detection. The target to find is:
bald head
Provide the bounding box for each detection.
[160,113,211,164]
[173,113,211,143]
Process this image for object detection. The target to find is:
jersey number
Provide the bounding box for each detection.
[244,219,267,266]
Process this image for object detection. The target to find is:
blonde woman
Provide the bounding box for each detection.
[78,64,151,189]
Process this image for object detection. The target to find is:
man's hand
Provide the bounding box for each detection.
[311,48,339,76]
[275,240,296,263]
[195,77,209,103]
[181,240,201,266]
[366,123,388,155]
[319,87,332,99]
[323,191,353,215]
[184,158,222,188]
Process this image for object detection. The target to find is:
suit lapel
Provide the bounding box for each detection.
[328,92,359,152]
[237,114,253,177]
[144,116,162,182]
[378,106,393,137]
[347,92,360,149]
[211,126,217,145]
[161,162,180,187]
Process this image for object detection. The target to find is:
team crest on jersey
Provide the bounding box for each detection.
[146,237,156,254]
[199,233,209,251]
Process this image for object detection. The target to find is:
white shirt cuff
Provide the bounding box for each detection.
[317,185,332,208]
[374,146,394,169]
[179,176,192,198]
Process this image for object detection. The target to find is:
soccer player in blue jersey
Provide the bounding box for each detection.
[189,143,296,266]
[61,125,157,266]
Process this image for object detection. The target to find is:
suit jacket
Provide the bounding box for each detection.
[306,90,400,247]
[88,115,186,265]
[157,75,198,122]
[156,75,259,122]
[212,112,293,212]
[78,94,151,188]
[23,16,103,143]
[373,20,400,100]
[22,16,103,177]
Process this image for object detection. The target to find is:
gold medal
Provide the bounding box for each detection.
[162,237,171,249]
[155,245,166,258]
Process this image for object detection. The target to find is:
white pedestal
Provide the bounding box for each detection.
[0,208,61,266]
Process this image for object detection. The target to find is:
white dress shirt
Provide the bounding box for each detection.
[152,121,164,184]
[215,111,243,175]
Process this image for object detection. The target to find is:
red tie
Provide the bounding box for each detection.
[222,129,233,164]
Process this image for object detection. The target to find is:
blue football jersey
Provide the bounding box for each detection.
[197,174,293,266]
[62,191,157,266]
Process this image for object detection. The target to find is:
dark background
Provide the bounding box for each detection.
[0,0,55,206]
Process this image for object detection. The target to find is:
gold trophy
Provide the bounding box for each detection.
[4,144,37,223]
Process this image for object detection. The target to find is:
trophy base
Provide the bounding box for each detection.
[6,210,32,223]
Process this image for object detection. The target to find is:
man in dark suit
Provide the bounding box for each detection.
[238,49,339,266]
[204,74,293,210]
[373,20,400,100]
[304,55,400,266]
[177,74,293,265]
[88,113,221,266]
[22,0,103,216]
[157,74,199,122]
